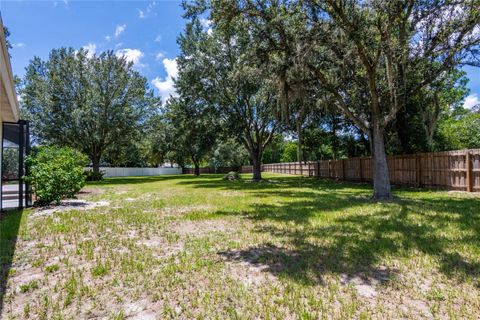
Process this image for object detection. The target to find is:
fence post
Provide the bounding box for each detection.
[328,160,331,178]
[316,161,320,179]
[342,159,346,180]
[466,150,473,192]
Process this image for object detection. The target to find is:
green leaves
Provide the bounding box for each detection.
[24,146,89,205]
[163,97,218,169]
[20,48,159,171]
[175,12,280,177]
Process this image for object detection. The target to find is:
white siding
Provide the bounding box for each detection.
[92,167,182,177]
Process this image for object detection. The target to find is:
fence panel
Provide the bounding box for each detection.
[473,151,480,191]
[257,149,480,192]
[95,167,182,177]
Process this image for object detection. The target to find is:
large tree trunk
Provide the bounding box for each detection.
[249,144,262,181]
[194,162,200,176]
[251,151,262,181]
[371,124,392,200]
[92,155,101,180]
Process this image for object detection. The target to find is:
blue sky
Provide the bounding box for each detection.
[1,0,479,108]
[1,0,188,102]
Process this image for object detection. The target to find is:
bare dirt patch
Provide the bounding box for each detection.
[339,267,394,298]
[217,245,299,287]
[31,199,110,217]
[136,236,184,257]
[171,219,235,236]
[340,274,380,298]
[222,257,278,287]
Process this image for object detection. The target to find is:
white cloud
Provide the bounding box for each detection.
[105,35,111,42]
[82,43,96,58]
[199,18,213,35]
[152,58,178,103]
[115,24,126,37]
[155,52,165,60]
[464,94,480,110]
[138,1,157,19]
[115,42,123,48]
[53,1,67,7]
[115,48,144,66]
[154,34,162,42]
[12,43,26,48]
[199,18,212,28]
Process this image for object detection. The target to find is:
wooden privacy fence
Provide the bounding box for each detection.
[260,149,480,192]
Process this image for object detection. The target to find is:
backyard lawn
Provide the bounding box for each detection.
[1,174,479,319]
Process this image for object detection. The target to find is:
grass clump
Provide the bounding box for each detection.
[45,264,60,273]
[19,280,39,293]
[91,262,110,277]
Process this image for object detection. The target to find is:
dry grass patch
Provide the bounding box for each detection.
[171,219,237,236]
[31,199,110,218]
[161,204,216,217]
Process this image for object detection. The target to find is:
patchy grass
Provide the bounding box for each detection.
[1,173,479,319]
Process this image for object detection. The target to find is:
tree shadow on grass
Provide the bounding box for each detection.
[0,210,23,314]
[93,174,479,285]
[216,192,480,286]
[177,175,373,195]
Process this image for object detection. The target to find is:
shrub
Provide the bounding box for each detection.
[222,171,241,181]
[25,146,89,205]
[84,169,105,181]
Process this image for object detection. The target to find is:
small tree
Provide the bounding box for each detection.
[164,98,217,176]
[208,138,249,170]
[176,19,280,180]
[25,146,89,205]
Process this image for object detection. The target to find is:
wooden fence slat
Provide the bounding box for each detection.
[359,158,363,182]
[466,150,472,192]
[416,155,422,187]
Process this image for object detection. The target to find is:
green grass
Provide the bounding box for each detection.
[18,281,38,293]
[1,173,479,319]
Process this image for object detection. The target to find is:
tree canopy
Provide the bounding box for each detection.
[179,0,480,198]
[20,48,159,176]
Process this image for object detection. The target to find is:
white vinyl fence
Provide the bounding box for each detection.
[88,167,182,178]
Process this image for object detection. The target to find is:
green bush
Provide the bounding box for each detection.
[25,146,89,205]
